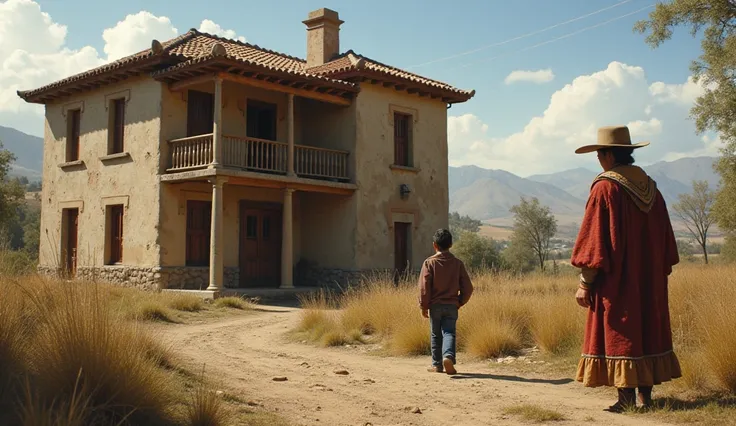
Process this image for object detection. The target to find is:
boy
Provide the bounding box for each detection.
[418,228,473,375]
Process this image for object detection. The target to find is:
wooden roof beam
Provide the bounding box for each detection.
[220,73,351,107]
[169,73,217,92]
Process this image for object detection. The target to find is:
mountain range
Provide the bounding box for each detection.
[0,125,722,227]
[449,156,721,224]
[0,125,43,180]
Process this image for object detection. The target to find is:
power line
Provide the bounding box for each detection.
[407,0,635,69]
[447,4,655,71]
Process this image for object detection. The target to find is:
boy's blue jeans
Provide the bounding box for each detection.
[429,303,458,368]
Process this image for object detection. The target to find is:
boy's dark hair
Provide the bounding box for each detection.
[599,147,635,165]
[433,228,453,251]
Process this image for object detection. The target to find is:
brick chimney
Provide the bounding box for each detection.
[303,8,344,68]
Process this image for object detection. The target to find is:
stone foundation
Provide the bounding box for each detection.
[35,264,239,290]
[161,266,240,290]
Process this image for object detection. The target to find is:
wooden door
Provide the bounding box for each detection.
[394,222,410,282]
[109,205,124,264]
[64,208,79,278]
[187,90,214,137]
[186,201,211,266]
[239,204,282,287]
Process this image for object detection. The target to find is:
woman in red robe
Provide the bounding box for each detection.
[571,126,682,412]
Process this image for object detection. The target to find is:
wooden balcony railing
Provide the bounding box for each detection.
[222,135,287,173]
[295,145,349,180]
[168,134,213,171]
[167,133,350,181]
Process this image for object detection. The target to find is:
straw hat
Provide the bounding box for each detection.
[574,125,650,154]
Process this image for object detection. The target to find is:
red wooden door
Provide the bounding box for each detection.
[64,208,79,277]
[239,204,281,287]
[109,205,124,264]
[186,201,212,266]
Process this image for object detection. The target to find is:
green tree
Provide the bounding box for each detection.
[502,236,537,274]
[634,1,736,239]
[451,230,502,272]
[672,180,716,264]
[0,141,25,233]
[448,211,482,234]
[509,197,558,271]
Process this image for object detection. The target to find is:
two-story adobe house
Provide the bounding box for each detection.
[17,8,475,292]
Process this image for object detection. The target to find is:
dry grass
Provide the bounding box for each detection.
[0,272,278,426]
[296,263,736,419]
[297,271,586,359]
[213,296,256,310]
[502,404,566,422]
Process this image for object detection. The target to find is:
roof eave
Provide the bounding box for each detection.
[153,56,360,93]
[331,69,475,104]
[16,55,178,104]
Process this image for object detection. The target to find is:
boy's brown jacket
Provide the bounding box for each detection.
[417,251,473,310]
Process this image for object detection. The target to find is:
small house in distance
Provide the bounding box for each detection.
[17,8,475,292]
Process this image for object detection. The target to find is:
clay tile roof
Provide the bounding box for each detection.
[308,50,475,101]
[18,29,473,103]
[151,30,357,90]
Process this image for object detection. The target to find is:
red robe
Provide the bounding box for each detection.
[571,165,682,388]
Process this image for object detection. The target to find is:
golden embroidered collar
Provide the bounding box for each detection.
[592,165,657,213]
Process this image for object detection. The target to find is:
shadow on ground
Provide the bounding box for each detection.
[450,373,574,385]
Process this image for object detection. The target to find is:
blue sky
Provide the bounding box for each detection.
[1,0,714,174]
[34,0,702,134]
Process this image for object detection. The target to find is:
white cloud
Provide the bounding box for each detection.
[0,0,245,137]
[504,68,555,85]
[102,11,178,62]
[449,61,724,176]
[198,19,246,43]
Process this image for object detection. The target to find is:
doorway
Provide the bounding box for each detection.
[239,202,282,287]
[61,208,79,278]
[394,221,411,283]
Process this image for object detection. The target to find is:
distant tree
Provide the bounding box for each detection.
[451,231,502,272]
[676,238,697,263]
[0,141,25,232]
[502,236,537,274]
[448,211,482,234]
[721,235,736,263]
[27,181,41,192]
[634,2,736,254]
[509,197,558,271]
[673,180,716,264]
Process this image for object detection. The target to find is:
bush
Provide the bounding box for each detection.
[0,249,36,276]
[452,231,503,272]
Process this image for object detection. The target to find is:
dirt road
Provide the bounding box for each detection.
[162,305,663,426]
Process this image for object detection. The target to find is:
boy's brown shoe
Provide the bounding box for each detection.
[443,357,457,375]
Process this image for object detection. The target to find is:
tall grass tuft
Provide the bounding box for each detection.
[186,368,231,426]
[295,262,736,397]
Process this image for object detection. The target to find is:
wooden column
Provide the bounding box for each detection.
[211,76,223,168]
[280,188,295,288]
[287,93,295,176]
[206,176,227,291]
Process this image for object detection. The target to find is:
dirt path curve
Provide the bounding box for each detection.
[161,306,664,426]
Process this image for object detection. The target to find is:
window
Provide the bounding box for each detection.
[106,204,124,264]
[109,98,125,154]
[66,109,81,162]
[186,90,214,137]
[246,100,277,140]
[393,112,411,166]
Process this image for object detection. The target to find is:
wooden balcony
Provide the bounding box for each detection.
[167,133,350,182]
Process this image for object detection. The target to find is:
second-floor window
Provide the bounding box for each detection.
[187,90,214,137]
[247,100,277,141]
[66,109,81,162]
[394,112,411,167]
[109,98,125,154]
